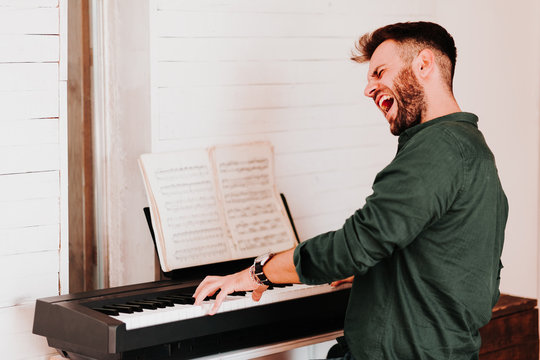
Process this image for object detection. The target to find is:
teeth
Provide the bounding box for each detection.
[378,95,391,109]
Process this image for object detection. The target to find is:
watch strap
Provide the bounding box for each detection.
[254,261,272,286]
[253,253,274,286]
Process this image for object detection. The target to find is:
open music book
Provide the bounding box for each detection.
[139,142,297,272]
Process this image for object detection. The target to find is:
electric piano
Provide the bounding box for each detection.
[33,273,351,359]
[33,202,351,359]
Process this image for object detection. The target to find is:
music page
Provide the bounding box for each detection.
[139,150,232,271]
[211,142,297,259]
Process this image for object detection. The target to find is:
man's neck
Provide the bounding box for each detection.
[421,90,461,123]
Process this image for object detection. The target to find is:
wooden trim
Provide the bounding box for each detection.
[67,0,96,292]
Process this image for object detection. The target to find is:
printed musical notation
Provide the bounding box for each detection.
[155,164,209,180]
[156,161,231,266]
[226,203,276,219]
[237,232,290,251]
[218,159,269,174]
[212,143,295,257]
[139,151,233,270]
[139,142,296,271]
[174,242,228,266]
[223,189,273,203]
[221,174,270,190]
[234,216,289,251]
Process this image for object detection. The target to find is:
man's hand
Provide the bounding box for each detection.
[193,267,268,315]
[330,276,354,287]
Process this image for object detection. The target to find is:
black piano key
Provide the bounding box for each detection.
[120,303,144,312]
[162,295,195,305]
[103,305,134,314]
[92,307,119,316]
[205,289,220,301]
[157,296,190,305]
[157,295,181,303]
[141,299,167,308]
[151,298,175,307]
[127,301,158,310]
[172,289,197,297]
[230,291,246,296]
[165,294,191,300]
[108,304,142,313]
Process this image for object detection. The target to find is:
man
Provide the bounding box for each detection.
[194,22,508,359]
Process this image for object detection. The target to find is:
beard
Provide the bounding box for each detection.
[390,66,426,136]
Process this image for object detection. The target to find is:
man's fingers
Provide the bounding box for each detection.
[193,275,218,298]
[193,277,222,305]
[193,269,259,313]
[194,288,211,306]
[331,276,355,287]
[251,285,267,302]
[209,289,230,315]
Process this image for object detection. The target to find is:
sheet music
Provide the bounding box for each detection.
[139,150,231,271]
[211,142,296,258]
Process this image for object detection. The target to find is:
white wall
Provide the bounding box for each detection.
[0,0,68,358]
[434,0,540,299]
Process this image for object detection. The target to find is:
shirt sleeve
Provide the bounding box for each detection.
[293,127,465,284]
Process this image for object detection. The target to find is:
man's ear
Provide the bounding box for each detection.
[413,48,435,80]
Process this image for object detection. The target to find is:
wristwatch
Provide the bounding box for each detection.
[251,252,275,286]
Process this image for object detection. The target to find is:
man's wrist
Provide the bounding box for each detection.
[252,252,274,286]
[249,264,265,287]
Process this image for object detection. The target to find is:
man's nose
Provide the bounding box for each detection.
[364,80,376,98]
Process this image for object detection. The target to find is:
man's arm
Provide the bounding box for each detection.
[193,248,299,315]
[264,248,300,284]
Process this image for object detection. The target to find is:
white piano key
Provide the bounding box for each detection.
[111,283,351,331]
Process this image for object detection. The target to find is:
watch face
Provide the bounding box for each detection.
[256,252,273,266]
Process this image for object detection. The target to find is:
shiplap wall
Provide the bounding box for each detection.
[0,0,67,358]
[149,0,435,242]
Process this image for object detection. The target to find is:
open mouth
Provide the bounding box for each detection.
[378,95,394,114]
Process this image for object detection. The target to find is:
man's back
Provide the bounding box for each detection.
[347,112,508,359]
[294,112,508,359]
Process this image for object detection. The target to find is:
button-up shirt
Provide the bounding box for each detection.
[294,112,508,359]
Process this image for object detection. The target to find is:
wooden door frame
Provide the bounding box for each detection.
[67,0,98,292]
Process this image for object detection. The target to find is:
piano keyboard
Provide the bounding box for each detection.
[103,283,350,330]
[33,278,352,359]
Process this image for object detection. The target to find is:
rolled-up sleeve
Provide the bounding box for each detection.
[294,127,464,284]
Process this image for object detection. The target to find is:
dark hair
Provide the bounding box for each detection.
[352,22,457,87]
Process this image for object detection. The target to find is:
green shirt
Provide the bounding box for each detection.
[293,112,508,360]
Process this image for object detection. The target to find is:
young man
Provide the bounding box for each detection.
[194,22,508,360]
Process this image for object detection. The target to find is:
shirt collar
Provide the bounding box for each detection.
[398,112,478,147]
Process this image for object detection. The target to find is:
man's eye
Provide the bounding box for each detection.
[377,69,384,78]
